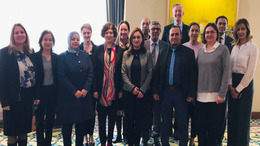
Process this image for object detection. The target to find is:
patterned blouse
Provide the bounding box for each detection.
[16,52,35,88]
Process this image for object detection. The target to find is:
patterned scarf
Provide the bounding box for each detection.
[100,45,116,107]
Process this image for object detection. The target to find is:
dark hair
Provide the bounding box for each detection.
[169,25,182,35]
[188,22,200,32]
[118,20,130,32]
[202,23,219,44]
[101,22,118,38]
[215,16,228,24]
[127,27,146,55]
[232,18,252,45]
[38,30,55,51]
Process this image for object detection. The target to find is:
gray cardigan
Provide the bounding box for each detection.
[121,49,153,93]
[197,44,231,99]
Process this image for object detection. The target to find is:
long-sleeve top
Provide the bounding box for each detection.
[56,50,94,123]
[121,48,153,94]
[197,42,231,102]
[230,41,259,92]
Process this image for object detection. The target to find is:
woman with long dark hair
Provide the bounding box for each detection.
[121,27,153,146]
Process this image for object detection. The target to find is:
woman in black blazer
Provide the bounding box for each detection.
[92,22,124,146]
[121,27,153,146]
[0,23,39,146]
[33,30,58,146]
[79,23,97,146]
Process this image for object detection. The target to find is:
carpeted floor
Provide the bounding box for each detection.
[1,119,260,146]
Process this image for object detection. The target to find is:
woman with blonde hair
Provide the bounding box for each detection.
[0,23,39,146]
[228,18,259,146]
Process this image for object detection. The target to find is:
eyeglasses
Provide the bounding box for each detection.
[151,28,161,31]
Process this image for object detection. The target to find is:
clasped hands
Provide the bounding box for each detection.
[132,87,144,98]
[74,89,88,98]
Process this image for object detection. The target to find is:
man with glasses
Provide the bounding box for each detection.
[144,21,170,146]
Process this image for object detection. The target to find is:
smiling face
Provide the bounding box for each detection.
[236,23,247,42]
[119,23,129,41]
[41,33,53,51]
[172,5,184,25]
[189,24,200,41]
[70,33,80,50]
[132,31,143,50]
[13,26,26,45]
[169,27,182,48]
[82,27,92,42]
[104,28,114,44]
[205,26,217,44]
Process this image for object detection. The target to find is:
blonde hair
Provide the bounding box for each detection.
[81,23,92,32]
[232,18,252,46]
[8,23,32,55]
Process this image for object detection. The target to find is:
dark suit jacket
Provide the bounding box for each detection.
[31,50,58,100]
[161,22,189,44]
[0,47,37,108]
[92,44,124,98]
[225,35,234,53]
[152,44,197,100]
[144,40,171,88]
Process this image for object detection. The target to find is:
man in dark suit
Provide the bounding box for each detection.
[161,3,189,44]
[144,21,170,146]
[215,15,234,146]
[153,26,197,146]
[216,16,234,53]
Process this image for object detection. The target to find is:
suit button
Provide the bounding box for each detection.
[78,61,81,63]
[80,69,82,72]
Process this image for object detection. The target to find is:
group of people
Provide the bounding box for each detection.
[0,3,259,146]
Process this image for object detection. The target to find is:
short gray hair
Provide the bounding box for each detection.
[149,21,161,29]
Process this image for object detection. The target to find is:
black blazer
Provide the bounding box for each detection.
[152,44,197,100]
[161,22,189,44]
[0,47,37,108]
[92,44,124,98]
[225,35,234,53]
[31,50,58,99]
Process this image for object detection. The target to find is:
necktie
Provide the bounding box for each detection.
[219,37,223,44]
[151,43,157,66]
[169,48,175,85]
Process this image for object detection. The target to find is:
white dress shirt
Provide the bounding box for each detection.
[230,41,259,92]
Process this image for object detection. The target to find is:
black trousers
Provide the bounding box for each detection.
[228,73,253,146]
[188,101,198,139]
[35,85,56,146]
[197,102,221,146]
[62,122,85,146]
[123,90,148,146]
[97,102,116,145]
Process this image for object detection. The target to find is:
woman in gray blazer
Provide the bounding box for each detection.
[121,27,153,146]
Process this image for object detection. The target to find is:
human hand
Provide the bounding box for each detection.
[153,94,160,100]
[216,96,224,104]
[81,89,88,98]
[3,106,10,111]
[75,90,83,98]
[93,92,99,99]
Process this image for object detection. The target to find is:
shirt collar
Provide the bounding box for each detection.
[202,41,220,53]
[150,39,159,46]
